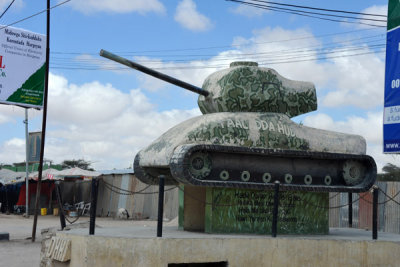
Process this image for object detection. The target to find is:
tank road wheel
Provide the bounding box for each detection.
[188,152,212,180]
[220,170,230,181]
[241,171,251,182]
[304,175,312,185]
[324,175,332,185]
[342,160,364,186]
[262,172,272,183]
[284,174,293,184]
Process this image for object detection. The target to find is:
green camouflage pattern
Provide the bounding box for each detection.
[198,62,317,118]
[187,113,310,151]
[138,112,366,167]
[136,61,366,168]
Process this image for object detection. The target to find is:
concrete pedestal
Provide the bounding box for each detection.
[42,226,400,267]
[180,186,329,235]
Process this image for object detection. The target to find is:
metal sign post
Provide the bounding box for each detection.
[24,109,29,217]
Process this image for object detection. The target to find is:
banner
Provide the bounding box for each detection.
[28,131,41,163]
[384,1,400,153]
[0,25,46,109]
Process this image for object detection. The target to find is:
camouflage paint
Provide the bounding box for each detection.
[134,61,371,235]
[205,187,329,235]
[198,62,317,118]
[138,112,366,167]
[137,61,366,168]
[187,113,310,150]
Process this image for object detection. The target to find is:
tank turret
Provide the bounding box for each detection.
[100,50,376,192]
[198,61,317,117]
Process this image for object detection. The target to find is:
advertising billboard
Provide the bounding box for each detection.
[384,0,400,153]
[0,25,46,109]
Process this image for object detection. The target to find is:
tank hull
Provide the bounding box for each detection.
[134,112,376,192]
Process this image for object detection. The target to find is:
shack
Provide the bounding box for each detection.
[97,169,178,220]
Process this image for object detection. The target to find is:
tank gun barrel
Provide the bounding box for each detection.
[100,49,209,97]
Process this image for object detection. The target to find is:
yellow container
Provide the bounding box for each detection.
[40,208,47,216]
[53,208,59,216]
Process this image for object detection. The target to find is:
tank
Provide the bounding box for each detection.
[100,50,376,192]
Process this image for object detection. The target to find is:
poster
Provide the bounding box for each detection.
[28,131,41,163]
[384,0,400,153]
[0,25,46,109]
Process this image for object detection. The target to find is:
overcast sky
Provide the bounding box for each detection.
[0,0,397,171]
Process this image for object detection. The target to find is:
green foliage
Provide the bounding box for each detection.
[377,163,400,182]
[61,159,94,171]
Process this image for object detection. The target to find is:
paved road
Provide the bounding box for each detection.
[0,213,58,267]
[0,213,167,267]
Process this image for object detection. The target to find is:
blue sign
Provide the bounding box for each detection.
[384,2,400,153]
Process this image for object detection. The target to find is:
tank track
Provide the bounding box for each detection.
[134,153,178,186]
[169,144,376,192]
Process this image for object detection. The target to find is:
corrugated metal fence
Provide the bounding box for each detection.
[329,182,400,233]
[96,173,178,220]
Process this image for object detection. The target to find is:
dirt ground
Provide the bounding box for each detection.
[0,213,173,267]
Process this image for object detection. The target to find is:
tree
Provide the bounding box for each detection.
[377,163,400,182]
[61,159,95,171]
[382,163,400,174]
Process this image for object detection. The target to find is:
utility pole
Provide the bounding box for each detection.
[24,109,29,217]
[31,0,50,242]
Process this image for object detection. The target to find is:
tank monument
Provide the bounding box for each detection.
[100,50,376,235]
[41,50,400,267]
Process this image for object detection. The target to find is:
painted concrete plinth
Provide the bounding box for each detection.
[42,227,400,267]
[180,186,329,235]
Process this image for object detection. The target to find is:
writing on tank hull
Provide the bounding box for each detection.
[218,119,296,137]
[188,118,308,150]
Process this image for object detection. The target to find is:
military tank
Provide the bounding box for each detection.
[100,50,376,192]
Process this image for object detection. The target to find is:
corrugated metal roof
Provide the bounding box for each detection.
[0,169,26,185]
[99,169,135,175]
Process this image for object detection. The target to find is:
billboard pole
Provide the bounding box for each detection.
[31,0,50,242]
[24,108,29,217]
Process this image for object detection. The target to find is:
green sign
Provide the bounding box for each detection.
[387,0,400,31]
[205,188,329,235]
[0,26,46,109]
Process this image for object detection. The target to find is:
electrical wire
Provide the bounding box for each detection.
[0,0,71,30]
[48,49,385,71]
[229,0,386,23]
[50,44,385,66]
[47,32,386,70]
[227,0,387,17]
[50,35,384,62]
[228,0,386,28]
[50,28,383,56]
[0,0,16,20]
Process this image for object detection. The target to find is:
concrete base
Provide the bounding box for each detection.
[42,226,400,267]
[180,186,329,234]
[0,232,9,241]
